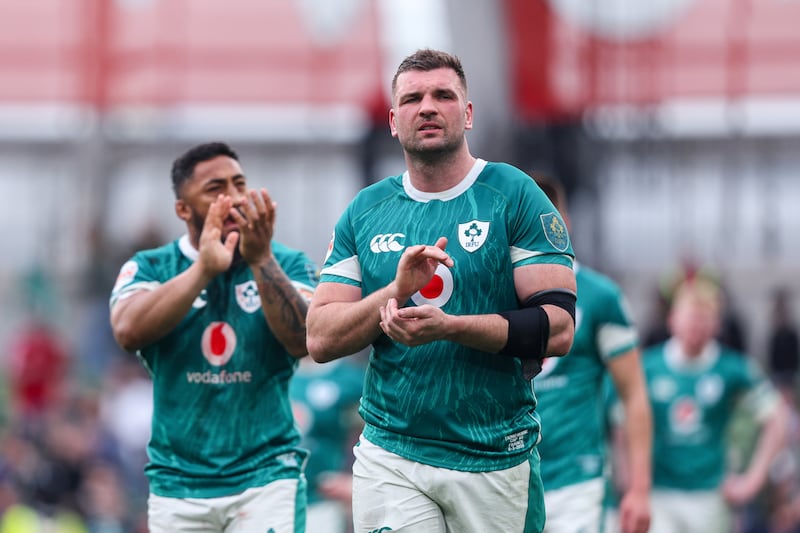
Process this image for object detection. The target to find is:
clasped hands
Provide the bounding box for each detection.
[379,237,454,346]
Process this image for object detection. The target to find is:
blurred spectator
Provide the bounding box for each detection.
[735,383,800,533]
[0,503,88,533]
[642,284,671,349]
[98,357,151,511]
[5,318,69,425]
[358,84,392,188]
[78,460,130,533]
[767,288,800,390]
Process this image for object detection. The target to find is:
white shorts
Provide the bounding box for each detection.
[543,478,605,533]
[351,435,544,533]
[649,488,730,533]
[603,505,620,533]
[307,499,349,533]
[148,477,306,533]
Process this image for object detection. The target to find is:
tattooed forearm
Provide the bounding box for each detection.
[253,257,310,357]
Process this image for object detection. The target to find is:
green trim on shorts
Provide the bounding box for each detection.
[294,475,307,533]
[524,450,546,533]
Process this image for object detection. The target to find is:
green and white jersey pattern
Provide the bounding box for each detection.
[534,265,639,490]
[643,339,780,491]
[320,159,574,472]
[110,235,319,498]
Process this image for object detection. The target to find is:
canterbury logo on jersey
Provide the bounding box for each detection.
[370,233,405,253]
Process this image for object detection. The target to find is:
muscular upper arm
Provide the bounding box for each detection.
[306,281,381,362]
[109,290,147,350]
[512,263,576,301]
[308,281,363,310]
[513,263,577,355]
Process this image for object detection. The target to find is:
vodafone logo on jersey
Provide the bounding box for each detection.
[411,264,453,308]
[670,396,701,434]
[201,322,237,367]
[370,233,405,253]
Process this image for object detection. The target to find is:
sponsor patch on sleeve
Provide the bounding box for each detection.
[113,260,139,292]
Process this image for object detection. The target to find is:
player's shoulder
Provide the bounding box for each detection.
[349,174,403,212]
[132,238,181,264]
[478,161,534,187]
[476,162,551,211]
[716,344,757,373]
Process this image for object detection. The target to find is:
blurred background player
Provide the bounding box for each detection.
[109,142,318,533]
[290,351,366,533]
[642,277,788,533]
[532,173,652,533]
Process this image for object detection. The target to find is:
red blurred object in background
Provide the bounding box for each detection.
[7,320,68,417]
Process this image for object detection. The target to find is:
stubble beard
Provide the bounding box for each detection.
[403,131,464,165]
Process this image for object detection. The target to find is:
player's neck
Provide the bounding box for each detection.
[405,145,476,193]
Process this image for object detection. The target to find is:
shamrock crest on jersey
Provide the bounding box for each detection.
[458,220,489,252]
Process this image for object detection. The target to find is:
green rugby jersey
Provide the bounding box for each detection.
[643,339,780,491]
[290,358,365,504]
[110,235,318,498]
[319,159,574,472]
[535,264,639,490]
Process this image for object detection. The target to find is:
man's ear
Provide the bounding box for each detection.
[389,108,398,138]
[175,198,191,222]
[464,101,473,131]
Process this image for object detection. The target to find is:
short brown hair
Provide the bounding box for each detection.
[391,49,467,97]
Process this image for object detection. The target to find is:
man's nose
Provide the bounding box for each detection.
[419,95,438,115]
[226,183,247,205]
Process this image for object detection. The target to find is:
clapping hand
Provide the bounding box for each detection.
[198,194,240,276]
[230,188,276,266]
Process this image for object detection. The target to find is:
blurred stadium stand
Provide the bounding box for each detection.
[0,0,799,527]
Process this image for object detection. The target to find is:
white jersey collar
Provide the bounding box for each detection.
[664,337,720,373]
[402,158,487,203]
[178,234,199,262]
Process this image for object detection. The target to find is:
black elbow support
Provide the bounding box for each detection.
[524,288,577,325]
[497,289,577,360]
[498,306,549,360]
